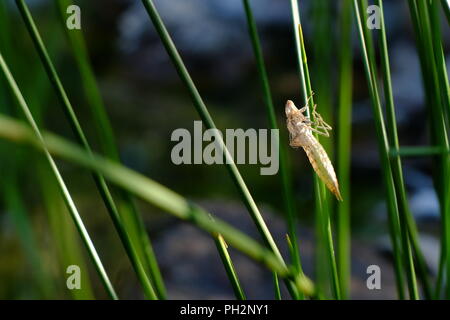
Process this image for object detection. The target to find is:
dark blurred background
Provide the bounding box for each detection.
[0,0,449,299]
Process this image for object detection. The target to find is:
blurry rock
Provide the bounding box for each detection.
[376,234,440,276]
[116,0,299,83]
[153,200,401,299]
[409,188,440,222]
[391,43,425,121]
[118,0,290,54]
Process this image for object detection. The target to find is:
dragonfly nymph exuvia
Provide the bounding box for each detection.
[285,98,342,201]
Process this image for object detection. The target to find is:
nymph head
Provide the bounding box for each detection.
[285,100,298,117]
[285,100,308,125]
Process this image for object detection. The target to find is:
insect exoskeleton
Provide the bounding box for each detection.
[285,99,343,201]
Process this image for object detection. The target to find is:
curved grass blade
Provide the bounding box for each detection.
[0,113,316,297]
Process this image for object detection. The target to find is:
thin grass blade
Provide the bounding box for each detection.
[0,51,118,300]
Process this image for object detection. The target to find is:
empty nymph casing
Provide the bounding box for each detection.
[285,100,342,201]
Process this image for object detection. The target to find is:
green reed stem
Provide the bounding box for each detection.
[353,0,407,299]
[242,0,303,281]
[290,0,341,299]
[55,0,166,299]
[16,0,158,300]
[273,272,282,300]
[311,0,336,297]
[214,234,246,300]
[376,0,430,299]
[430,0,450,297]
[428,1,450,129]
[55,0,117,159]
[429,0,450,134]
[311,0,334,155]
[408,0,450,298]
[0,52,118,300]
[0,1,54,299]
[140,0,302,299]
[336,0,353,299]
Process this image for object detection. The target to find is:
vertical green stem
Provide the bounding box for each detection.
[362,0,420,299]
[408,0,450,298]
[336,0,353,299]
[55,0,118,159]
[311,0,335,296]
[290,0,341,299]
[141,0,301,299]
[353,0,407,299]
[273,272,282,300]
[429,0,450,297]
[428,0,450,132]
[376,0,430,299]
[214,234,246,300]
[242,0,303,280]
